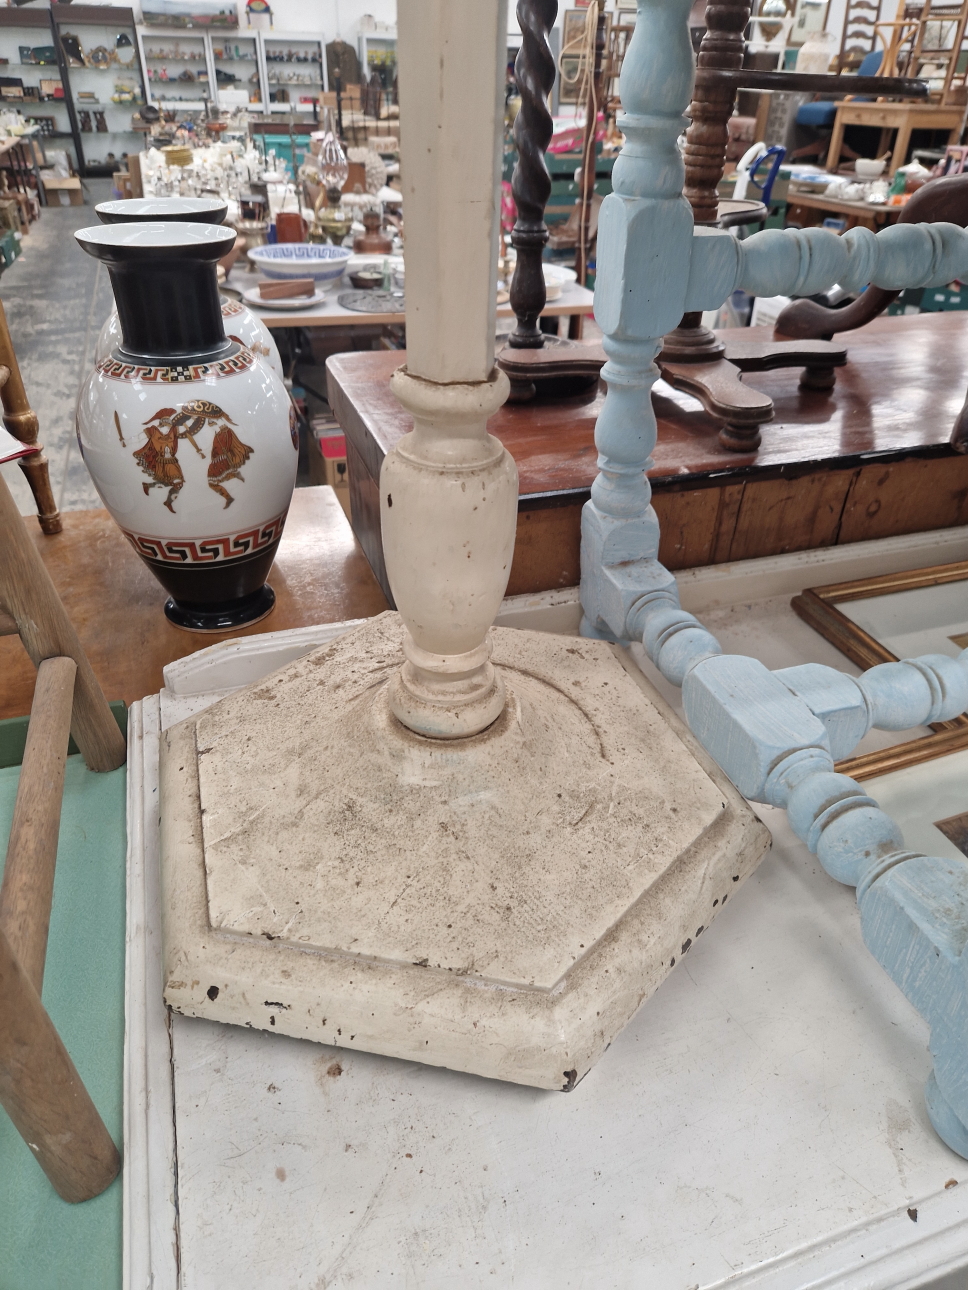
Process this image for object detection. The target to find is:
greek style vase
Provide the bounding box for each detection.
[75,221,297,632]
[93,198,284,380]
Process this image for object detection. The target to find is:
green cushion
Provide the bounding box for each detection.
[0,753,127,1290]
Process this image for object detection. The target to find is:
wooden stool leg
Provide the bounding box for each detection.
[826,111,847,172]
[0,295,61,534]
[0,474,125,772]
[892,120,912,173]
[0,656,77,993]
[0,925,120,1203]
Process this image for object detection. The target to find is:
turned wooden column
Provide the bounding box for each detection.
[382,0,518,739]
[0,297,61,534]
[508,0,558,349]
[662,0,750,363]
[683,0,749,224]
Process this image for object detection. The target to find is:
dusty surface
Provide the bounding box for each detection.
[195,615,726,989]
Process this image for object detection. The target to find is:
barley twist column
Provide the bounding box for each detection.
[509,0,558,349]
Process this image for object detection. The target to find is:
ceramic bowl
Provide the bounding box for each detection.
[247,243,352,283]
[95,196,228,224]
[855,158,887,180]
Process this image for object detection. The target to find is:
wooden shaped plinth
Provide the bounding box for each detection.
[497,337,606,402]
[159,614,769,1090]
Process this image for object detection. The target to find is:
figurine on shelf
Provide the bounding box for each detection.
[78,110,92,133]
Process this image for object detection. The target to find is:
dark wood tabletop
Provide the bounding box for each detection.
[0,486,390,721]
[330,312,968,490]
[328,311,968,598]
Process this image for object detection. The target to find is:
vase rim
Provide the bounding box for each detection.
[95,197,228,226]
[76,221,236,263]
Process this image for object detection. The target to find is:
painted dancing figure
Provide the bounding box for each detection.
[207,421,254,508]
[133,400,253,512]
[133,412,189,513]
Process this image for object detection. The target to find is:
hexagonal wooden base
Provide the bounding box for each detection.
[160,614,769,1089]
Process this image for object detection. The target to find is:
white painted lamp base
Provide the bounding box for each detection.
[160,614,769,1089]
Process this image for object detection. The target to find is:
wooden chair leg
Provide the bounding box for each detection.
[0,924,120,1203]
[0,473,125,772]
[0,656,77,993]
[0,295,61,534]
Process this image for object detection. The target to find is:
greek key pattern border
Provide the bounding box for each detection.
[122,510,287,564]
[97,348,256,384]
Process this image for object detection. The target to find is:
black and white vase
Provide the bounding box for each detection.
[92,197,284,380]
[75,222,297,632]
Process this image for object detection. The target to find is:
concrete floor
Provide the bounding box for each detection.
[0,178,114,519]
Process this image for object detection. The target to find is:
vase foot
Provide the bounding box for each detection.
[164,584,276,634]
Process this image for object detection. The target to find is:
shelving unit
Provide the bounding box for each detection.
[50,4,148,179]
[136,27,211,114]
[210,34,262,112]
[259,33,325,115]
[135,30,325,118]
[358,30,397,105]
[0,8,74,168]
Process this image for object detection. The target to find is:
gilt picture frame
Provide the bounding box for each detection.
[792,560,968,779]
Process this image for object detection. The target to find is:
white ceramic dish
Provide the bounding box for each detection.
[242,287,327,311]
[855,158,887,180]
[247,243,352,282]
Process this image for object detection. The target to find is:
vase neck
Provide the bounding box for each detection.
[110,259,228,362]
[75,222,236,363]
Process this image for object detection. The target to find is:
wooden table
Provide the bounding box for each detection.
[328,311,968,602]
[785,188,905,230]
[0,486,389,721]
[825,101,963,175]
[227,268,595,330]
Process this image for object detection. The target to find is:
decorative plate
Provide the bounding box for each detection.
[337,290,406,314]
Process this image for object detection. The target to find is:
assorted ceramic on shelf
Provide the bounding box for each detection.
[247,242,352,284]
[75,221,297,632]
[92,197,284,379]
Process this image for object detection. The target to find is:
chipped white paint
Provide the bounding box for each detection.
[159,613,766,1089]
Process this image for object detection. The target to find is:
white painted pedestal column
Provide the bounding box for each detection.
[157,0,770,1090]
[382,0,517,738]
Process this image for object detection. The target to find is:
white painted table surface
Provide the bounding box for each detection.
[224,268,595,329]
[126,526,968,1290]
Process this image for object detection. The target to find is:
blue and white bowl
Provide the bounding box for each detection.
[247,243,352,284]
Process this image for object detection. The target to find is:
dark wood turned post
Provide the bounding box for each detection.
[683,0,750,224]
[508,0,558,350]
[662,0,750,362]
